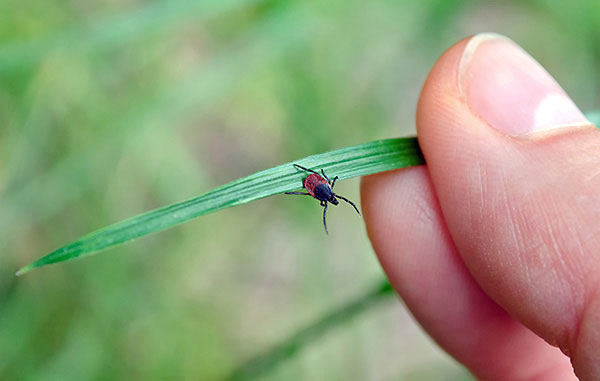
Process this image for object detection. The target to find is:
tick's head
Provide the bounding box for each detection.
[330,197,339,206]
[314,183,334,202]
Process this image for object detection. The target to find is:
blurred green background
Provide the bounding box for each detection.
[1,0,598,379]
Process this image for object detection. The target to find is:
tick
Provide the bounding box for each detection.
[285,164,360,234]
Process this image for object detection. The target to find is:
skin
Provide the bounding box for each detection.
[361,36,600,380]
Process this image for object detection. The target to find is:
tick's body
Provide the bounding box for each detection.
[285,164,360,234]
[304,174,333,201]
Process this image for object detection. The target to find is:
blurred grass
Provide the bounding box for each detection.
[1,0,598,380]
[229,280,395,380]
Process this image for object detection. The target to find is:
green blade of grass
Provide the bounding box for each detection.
[587,110,600,126]
[228,279,395,380]
[15,110,600,276]
[17,137,424,275]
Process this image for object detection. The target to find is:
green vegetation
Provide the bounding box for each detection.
[1,0,598,379]
[17,137,424,275]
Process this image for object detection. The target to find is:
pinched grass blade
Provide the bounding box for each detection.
[17,137,424,275]
[17,110,600,276]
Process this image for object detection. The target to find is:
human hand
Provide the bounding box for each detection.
[362,33,598,380]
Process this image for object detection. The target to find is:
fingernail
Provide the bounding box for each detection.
[459,33,589,136]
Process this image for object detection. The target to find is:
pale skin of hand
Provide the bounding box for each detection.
[361,35,600,380]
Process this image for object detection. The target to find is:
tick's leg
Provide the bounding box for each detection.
[285,191,311,196]
[320,169,331,183]
[322,202,328,235]
[330,176,339,189]
[293,164,320,176]
[335,194,361,215]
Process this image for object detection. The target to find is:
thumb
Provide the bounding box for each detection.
[418,33,599,378]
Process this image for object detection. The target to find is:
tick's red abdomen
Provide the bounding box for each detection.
[304,173,327,197]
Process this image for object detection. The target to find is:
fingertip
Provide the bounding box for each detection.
[361,167,433,257]
[414,33,600,371]
[361,165,573,379]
